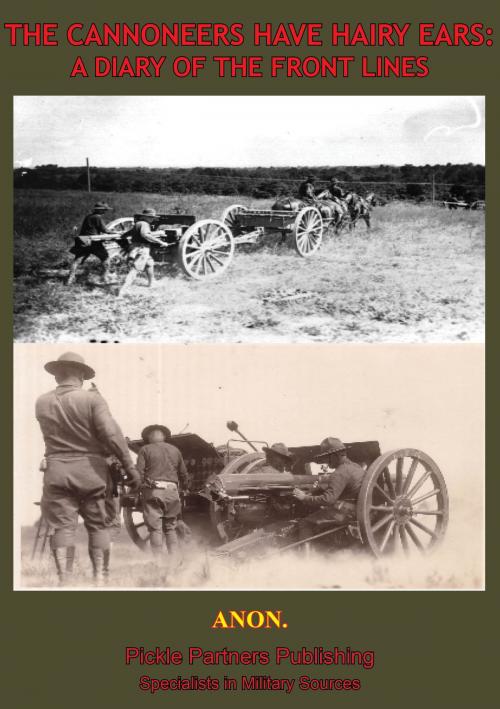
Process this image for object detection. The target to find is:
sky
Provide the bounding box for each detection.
[15,342,483,524]
[13,95,485,168]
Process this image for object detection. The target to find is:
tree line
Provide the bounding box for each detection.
[14,163,485,201]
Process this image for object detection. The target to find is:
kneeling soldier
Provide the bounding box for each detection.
[118,208,168,296]
[35,352,140,585]
[292,437,364,541]
[136,425,189,558]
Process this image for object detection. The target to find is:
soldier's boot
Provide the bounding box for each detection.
[102,548,111,583]
[165,529,181,566]
[89,548,106,586]
[66,546,75,576]
[52,547,71,585]
[66,258,82,286]
[150,530,164,558]
[117,269,138,297]
[145,263,156,288]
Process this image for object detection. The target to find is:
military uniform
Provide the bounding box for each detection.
[126,220,159,272]
[35,353,138,582]
[67,203,114,285]
[295,438,364,540]
[298,179,317,204]
[137,441,188,554]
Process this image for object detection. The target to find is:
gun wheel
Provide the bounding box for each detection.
[178,219,234,280]
[357,449,449,558]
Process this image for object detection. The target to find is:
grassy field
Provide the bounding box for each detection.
[14,188,484,342]
[19,491,483,590]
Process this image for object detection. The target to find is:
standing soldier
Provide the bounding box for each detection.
[118,208,168,297]
[136,424,189,558]
[292,437,365,540]
[35,352,140,585]
[67,202,116,286]
[260,443,293,473]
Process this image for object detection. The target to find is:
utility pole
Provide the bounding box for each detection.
[431,172,435,204]
[86,157,91,193]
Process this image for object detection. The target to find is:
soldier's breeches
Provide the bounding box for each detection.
[142,488,180,550]
[42,457,111,549]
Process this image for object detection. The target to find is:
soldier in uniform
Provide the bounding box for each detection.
[298,175,318,204]
[67,202,116,286]
[118,208,168,297]
[136,424,189,558]
[260,443,293,473]
[35,352,140,584]
[292,437,364,540]
[328,177,346,200]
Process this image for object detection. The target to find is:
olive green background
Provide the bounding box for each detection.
[2,0,496,706]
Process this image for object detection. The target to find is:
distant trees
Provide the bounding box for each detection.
[13,163,485,201]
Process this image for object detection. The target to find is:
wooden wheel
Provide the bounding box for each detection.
[293,207,323,256]
[178,219,234,280]
[123,506,150,550]
[106,217,134,233]
[221,204,247,236]
[357,449,449,558]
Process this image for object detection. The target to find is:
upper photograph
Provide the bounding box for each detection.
[13,95,485,343]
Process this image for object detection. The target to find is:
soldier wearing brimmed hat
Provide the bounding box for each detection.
[35,352,140,585]
[328,177,346,200]
[136,424,189,558]
[292,437,365,538]
[67,202,116,286]
[118,208,168,297]
[261,442,293,473]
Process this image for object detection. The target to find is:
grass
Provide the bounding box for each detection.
[14,189,484,342]
[19,490,483,590]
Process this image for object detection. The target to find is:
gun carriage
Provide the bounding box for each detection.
[120,422,449,560]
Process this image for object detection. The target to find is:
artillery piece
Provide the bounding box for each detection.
[120,422,449,560]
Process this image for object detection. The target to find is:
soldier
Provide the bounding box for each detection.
[261,443,293,473]
[298,175,318,204]
[35,352,140,585]
[67,202,116,286]
[136,424,189,558]
[292,437,364,540]
[118,208,168,297]
[328,177,346,200]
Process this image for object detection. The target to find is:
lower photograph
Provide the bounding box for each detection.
[13,342,484,591]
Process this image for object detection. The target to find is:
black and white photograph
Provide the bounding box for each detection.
[14,342,484,591]
[14,95,484,343]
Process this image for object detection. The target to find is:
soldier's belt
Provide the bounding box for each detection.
[150,480,177,490]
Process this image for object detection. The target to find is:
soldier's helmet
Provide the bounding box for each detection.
[262,442,292,460]
[315,437,346,460]
[141,424,171,442]
[93,201,112,212]
[44,351,96,380]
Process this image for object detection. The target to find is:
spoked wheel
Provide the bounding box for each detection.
[123,507,150,550]
[293,206,323,256]
[106,217,135,233]
[357,449,449,558]
[178,219,235,280]
[222,204,247,236]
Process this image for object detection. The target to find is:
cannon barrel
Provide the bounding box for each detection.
[226,420,258,452]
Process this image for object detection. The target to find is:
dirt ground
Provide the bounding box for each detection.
[14,189,484,343]
[18,493,483,591]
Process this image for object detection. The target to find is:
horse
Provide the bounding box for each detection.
[272,194,347,234]
[344,192,379,230]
